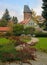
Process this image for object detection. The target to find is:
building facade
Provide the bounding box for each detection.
[20,5,39,28]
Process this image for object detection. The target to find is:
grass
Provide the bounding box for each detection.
[0,38,12,45]
[20,37,47,51]
[34,37,47,51]
[0,37,23,61]
[0,38,15,53]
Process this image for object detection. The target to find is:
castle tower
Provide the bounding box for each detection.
[24,5,32,20]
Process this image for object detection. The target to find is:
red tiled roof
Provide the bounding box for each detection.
[20,18,30,24]
[0,27,10,32]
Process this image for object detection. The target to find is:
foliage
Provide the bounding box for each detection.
[35,32,47,37]
[0,9,11,26]
[20,36,31,42]
[12,16,18,24]
[42,0,47,30]
[24,27,35,35]
[13,25,35,36]
[0,19,7,27]
[13,24,24,36]
[0,38,12,45]
[2,9,11,21]
[0,38,18,62]
[42,0,47,20]
[5,32,12,36]
[31,9,36,18]
[0,37,36,62]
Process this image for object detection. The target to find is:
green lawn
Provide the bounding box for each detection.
[34,37,47,51]
[20,37,47,51]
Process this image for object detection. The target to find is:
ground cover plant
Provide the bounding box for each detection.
[0,37,36,63]
[20,36,31,43]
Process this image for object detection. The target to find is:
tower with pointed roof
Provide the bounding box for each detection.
[20,5,39,28]
[24,5,32,20]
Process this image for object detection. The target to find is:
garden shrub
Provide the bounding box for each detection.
[35,32,47,37]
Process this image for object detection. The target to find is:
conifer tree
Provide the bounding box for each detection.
[42,0,47,30]
[2,9,11,21]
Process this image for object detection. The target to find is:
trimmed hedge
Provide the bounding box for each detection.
[35,32,47,37]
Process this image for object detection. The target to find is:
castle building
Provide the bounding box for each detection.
[20,5,39,28]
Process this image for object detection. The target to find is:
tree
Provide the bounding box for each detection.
[42,0,47,30]
[2,9,11,21]
[12,16,18,24]
[31,9,36,18]
[13,24,24,36]
[0,19,7,27]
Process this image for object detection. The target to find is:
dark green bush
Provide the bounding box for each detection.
[24,27,35,35]
[35,32,47,37]
[13,24,24,36]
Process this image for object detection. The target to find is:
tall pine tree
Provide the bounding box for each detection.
[2,9,11,21]
[42,0,47,30]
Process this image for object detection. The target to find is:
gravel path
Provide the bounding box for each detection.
[31,51,47,65]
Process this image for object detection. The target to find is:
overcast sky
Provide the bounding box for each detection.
[0,0,42,22]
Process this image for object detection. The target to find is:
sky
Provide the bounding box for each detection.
[0,0,42,22]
